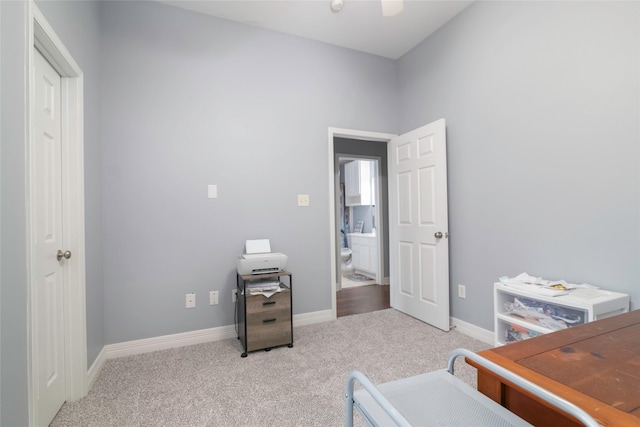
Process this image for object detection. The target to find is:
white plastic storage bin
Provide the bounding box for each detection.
[494,282,629,346]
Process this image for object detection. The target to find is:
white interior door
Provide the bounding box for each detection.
[388,119,450,331]
[33,47,67,426]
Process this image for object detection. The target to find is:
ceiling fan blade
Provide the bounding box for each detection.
[381,0,404,17]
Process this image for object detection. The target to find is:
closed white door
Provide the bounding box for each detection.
[388,119,450,331]
[33,48,66,426]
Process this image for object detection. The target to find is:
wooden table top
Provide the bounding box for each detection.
[479,309,640,425]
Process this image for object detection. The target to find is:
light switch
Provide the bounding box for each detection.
[186,293,196,308]
[298,194,310,207]
[208,185,217,199]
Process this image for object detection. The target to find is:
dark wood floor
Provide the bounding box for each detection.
[337,284,390,317]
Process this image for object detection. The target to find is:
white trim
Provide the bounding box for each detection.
[450,317,495,346]
[327,128,395,319]
[87,348,106,390]
[103,310,334,360]
[293,309,333,327]
[33,10,81,76]
[105,325,238,359]
[330,128,396,143]
[28,3,87,425]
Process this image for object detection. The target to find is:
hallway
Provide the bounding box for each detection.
[337,284,390,317]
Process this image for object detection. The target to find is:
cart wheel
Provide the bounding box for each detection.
[241,352,247,358]
[265,348,271,352]
[288,344,293,348]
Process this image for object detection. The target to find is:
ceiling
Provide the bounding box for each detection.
[159,0,474,59]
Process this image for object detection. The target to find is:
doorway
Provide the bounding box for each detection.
[328,128,395,319]
[336,155,381,289]
[328,121,449,327]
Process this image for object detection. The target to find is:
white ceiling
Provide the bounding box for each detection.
[159,0,473,59]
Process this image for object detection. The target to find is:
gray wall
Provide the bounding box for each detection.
[398,1,640,330]
[1,3,30,425]
[100,1,398,344]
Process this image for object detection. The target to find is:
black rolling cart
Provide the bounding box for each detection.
[236,271,293,357]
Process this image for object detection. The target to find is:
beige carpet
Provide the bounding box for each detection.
[51,309,489,427]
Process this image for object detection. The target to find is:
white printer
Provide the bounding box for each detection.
[237,239,288,275]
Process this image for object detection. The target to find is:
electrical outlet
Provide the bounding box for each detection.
[209,291,219,305]
[458,284,466,299]
[186,293,196,308]
[297,194,310,207]
[232,289,238,303]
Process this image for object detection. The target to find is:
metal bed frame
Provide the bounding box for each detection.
[345,348,600,427]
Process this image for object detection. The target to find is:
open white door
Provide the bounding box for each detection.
[388,119,449,331]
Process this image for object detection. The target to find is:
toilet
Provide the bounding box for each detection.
[340,248,351,271]
[340,247,352,270]
[339,229,353,271]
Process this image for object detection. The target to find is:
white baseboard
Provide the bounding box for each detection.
[104,324,238,359]
[293,309,334,326]
[450,317,495,346]
[87,347,106,389]
[103,309,334,360]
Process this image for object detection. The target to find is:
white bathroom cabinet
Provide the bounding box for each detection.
[345,160,374,206]
[494,282,629,346]
[349,233,377,279]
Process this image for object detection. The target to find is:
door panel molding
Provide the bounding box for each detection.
[28,3,87,425]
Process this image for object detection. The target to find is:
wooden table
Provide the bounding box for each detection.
[471,309,640,426]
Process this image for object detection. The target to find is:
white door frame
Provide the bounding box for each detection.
[27,3,87,425]
[327,128,395,318]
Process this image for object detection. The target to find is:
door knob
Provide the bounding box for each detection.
[57,250,72,261]
[434,232,443,239]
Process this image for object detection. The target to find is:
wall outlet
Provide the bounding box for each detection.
[458,284,466,299]
[297,194,310,207]
[232,289,238,303]
[186,293,196,308]
[209,291,219,305]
